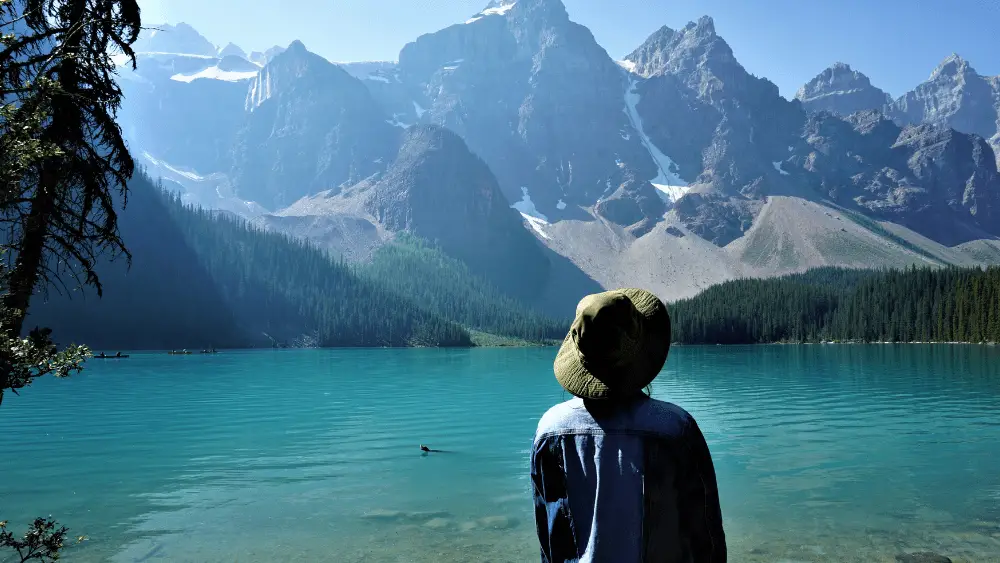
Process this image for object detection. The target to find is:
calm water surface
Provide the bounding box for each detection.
[2,346,1000,562]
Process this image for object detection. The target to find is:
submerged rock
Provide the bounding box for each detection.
[423,517,451,529]
[361,509,450,522]
[895,552,952,563]
[361,509,404,521]
[477,515,518,530]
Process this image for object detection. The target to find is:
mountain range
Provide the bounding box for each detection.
[113,1,1000,306]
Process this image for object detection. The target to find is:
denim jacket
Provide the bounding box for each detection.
[530,396,726,563]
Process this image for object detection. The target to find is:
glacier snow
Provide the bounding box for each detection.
[511,187,550,239]
[623,77,690,203]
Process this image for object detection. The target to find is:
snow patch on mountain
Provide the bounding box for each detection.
[142,151,205,181]
[652,185,689,202]
[465,2,516,23]
[623,77,689,202]
[246,68,276,110]
[556,199,567,210]
[413,101,427,118]
[512,187,548,221]
[616,60,637,73]
[368,74,391,83]
[511,187,550,239]
[135,51,215,60]
[772,161,789,176]
[171,66,258,83]
[386,116,411,128]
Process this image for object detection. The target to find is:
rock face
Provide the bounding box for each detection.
[887,55,998,142]
[623,16,805,244]
[887,55,1000,170]
[594,168,666,237]
[116,53,250,175]
[363,125,551,295]
[232,41,400,209]
[800,110,1000,243]
[394,0,658,221]
[796,62,892,116]
[620,20,1000,245]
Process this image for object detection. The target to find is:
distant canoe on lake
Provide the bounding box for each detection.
[93,353,129,359]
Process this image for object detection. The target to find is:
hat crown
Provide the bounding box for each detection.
[554,288,671,401]
[573,293,643,374]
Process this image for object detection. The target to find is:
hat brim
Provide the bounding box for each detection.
[553,288,671,400]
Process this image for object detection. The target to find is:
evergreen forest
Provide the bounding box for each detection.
[670,266,1000,344]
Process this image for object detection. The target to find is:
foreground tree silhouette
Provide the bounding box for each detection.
[0,0,140,405]
[2,1,140,559]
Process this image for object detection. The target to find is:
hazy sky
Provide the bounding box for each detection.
[137,0,1000,99]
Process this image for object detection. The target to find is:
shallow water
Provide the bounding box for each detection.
[2,346,1000,562]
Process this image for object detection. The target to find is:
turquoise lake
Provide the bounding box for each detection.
[2,346,1000,562]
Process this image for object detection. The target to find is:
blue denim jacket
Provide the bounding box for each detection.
[531,396,726,563]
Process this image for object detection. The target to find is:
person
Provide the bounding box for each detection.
[531,288,726,562]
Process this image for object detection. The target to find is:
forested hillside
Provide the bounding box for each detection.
[361,235,567,342]
[29,174,471,348]
[29,174,569,349]
[670,267,1000,344]
[160,189,473,347]
[25,174,247,350]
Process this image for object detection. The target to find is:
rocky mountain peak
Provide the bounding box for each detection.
[798,62,873,93]
[504,0,569,21]
[887,54,998,143]
[795,62,892,116]
[690,15,716,36]
[624,15,733,79]
[364,124,550,297]
[248,46,287,66]
[218,42,247,60]
[246,40,374,113]
[930,53,974,80]
[286,40,309,55]
[134,22,217,56]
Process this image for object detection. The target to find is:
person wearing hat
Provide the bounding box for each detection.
[531,288,726,562]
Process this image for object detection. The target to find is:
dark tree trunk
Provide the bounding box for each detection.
[3,171,54,338]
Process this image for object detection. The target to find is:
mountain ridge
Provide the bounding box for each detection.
[114,3,1000,310]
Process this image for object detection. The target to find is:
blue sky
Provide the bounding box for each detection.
[138,0,999,99]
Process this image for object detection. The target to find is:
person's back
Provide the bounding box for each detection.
[531,288,726,563]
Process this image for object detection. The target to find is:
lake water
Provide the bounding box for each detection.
[2,346,1000,562]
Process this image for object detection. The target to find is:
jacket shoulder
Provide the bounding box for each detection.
[534,398,589,441]
[534,397,696,442]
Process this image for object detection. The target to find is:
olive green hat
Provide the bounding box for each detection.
[553,288,671,400]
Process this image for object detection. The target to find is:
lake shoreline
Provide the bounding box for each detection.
[90,341,1000,356]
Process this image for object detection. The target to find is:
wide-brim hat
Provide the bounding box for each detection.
[553,288,671,400]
